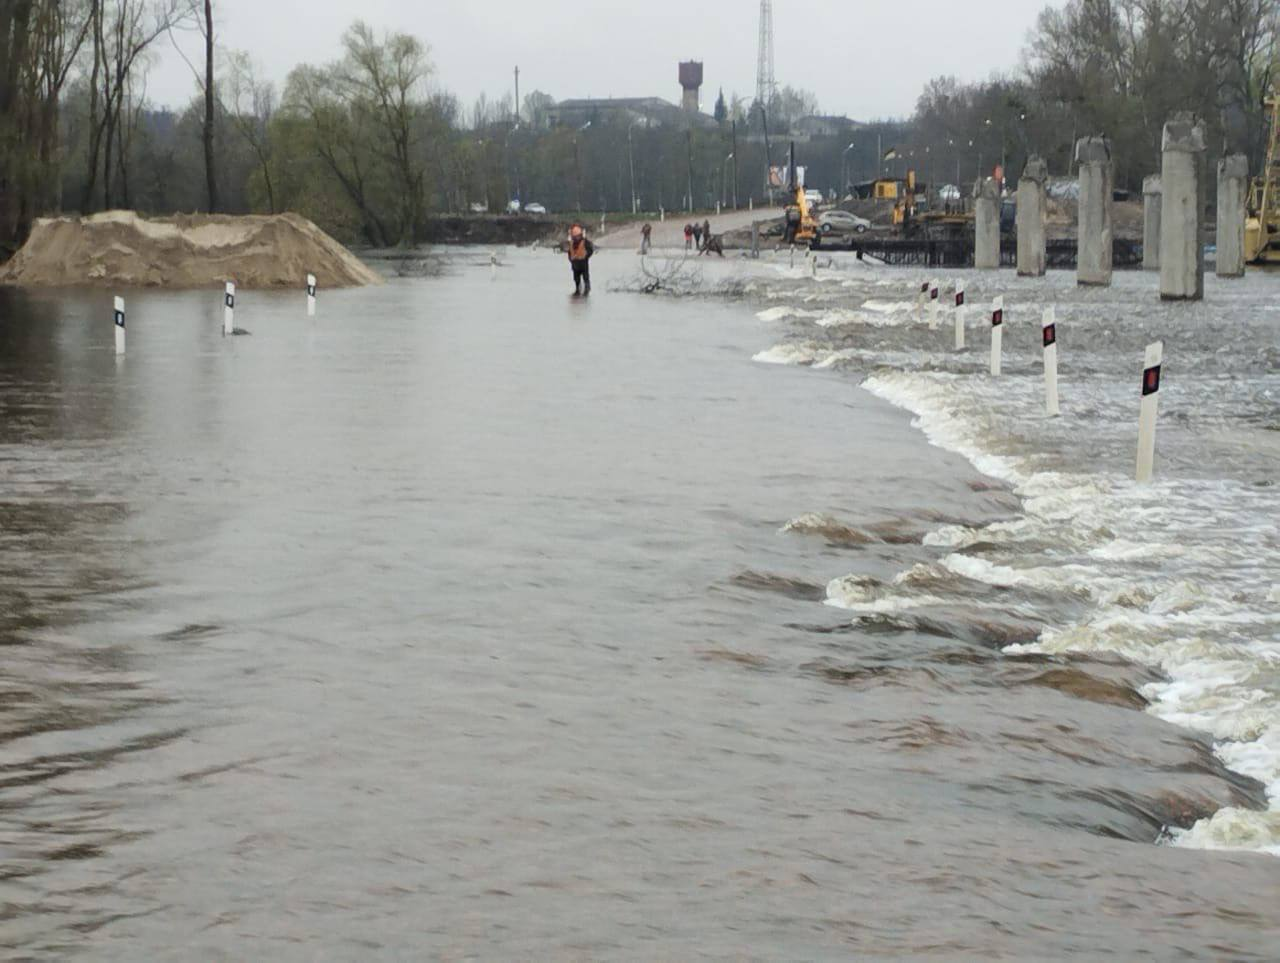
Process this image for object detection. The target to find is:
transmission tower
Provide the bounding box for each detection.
[755,0,775,107]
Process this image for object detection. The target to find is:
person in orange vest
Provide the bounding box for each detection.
[567,223,594,296]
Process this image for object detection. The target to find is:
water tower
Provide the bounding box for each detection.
[679,61,703,113]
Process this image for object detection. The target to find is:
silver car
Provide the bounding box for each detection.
[819,210,871,234]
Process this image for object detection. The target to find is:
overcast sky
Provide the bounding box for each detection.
[153,0,1062,121]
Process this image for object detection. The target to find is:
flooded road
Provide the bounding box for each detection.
[2,251,1278,958]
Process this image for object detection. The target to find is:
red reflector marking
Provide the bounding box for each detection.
[992,310,1003,326]
[1143,365,1161,395]
[1043,325,1056,347]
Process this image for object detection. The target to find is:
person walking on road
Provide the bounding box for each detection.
[640,222,652,254]
[692,222,703,250]
[684,224,693,250]
[567,223,595,296]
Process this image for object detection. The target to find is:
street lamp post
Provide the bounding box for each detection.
[721,152,734,208]
[686,129,694,214]
[731,119,739,210]
[628,121,639,214]
[841,141,855,197]
[574,120,591,212]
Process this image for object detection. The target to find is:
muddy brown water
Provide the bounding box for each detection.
[1,251,1277,958]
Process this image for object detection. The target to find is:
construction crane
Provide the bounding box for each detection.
[1245,91,1280,263]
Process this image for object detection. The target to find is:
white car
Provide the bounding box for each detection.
[524,202,547,215]
[803,189,824,209]
[469,202,489,214]
[506,199,522,213]
[819,210,871,234]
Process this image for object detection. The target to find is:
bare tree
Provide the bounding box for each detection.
[1,0,91,249]
[201,0,215,209]
[338,21,429,243]
[284,61,392,246]
[224,50,275,211]
[82,0,185,211]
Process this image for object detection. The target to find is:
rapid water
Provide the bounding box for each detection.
[1,250,1278,957]
[729,253,1280,859]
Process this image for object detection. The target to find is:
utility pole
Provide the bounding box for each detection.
[514,66,520,127]
[628,122,638,214]
[687,129,695,213]
[759,102,772,203]
[731,119,739,209]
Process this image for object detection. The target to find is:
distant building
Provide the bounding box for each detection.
[549,97,718,130]
[549,60,719,130]
[793,115,864,137]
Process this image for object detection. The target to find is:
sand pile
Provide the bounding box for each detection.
[0,211,382,288]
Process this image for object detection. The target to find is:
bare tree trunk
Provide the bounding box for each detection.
[81,0,104,212]
[103,81,118,209]
[203,0,217,211]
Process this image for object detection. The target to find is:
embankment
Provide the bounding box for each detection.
[0,211,382,288]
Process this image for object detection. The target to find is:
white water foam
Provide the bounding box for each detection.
[861,365,1280,857]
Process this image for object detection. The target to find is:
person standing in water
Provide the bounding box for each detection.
[567,224,594,296]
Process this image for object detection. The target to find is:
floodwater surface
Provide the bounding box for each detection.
[1,250,1278,958]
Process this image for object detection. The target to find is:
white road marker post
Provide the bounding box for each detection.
[953,281,966,349]
[306,274,317,317]
[1136,341,1163,482]
[990,296,1004,376]
[929,279,940,329]
[490,251,498,280]
[223,281,235,336]
[113,296,125,355]
[917,280,928,323]
[1042,306,1060,416]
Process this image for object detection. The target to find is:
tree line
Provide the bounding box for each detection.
[3,0,1279,257]
[903,0,1279,196]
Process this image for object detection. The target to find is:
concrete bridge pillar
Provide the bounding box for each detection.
[1159,113,1206,301]
[1142,175,1162,271]
[1216,154,1248,278]
[1075,136,1113,286]
[973,177,1001,270]
[1016,156,1048,277]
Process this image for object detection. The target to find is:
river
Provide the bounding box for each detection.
[1,249,1277,958]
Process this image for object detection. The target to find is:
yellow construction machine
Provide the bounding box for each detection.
[782,142,821,247]
[1245,92,1280,263]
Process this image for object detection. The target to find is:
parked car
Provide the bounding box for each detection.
[506,199,522,213]
[819,210,871,234]
[469,202,489,214]
[803,189,824,209]
[524,202,547,214]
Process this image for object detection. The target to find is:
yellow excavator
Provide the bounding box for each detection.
[1245,92,1280,263]
[782,142,820,247]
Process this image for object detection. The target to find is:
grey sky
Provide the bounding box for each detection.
[154,0,1062,121]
